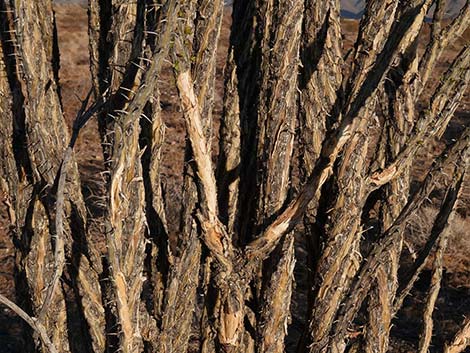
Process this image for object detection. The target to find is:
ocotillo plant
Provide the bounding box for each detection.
[0,0,469,353]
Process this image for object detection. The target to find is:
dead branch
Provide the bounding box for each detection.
[175,71,219,223]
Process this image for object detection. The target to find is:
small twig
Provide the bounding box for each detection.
[0,293,58,353]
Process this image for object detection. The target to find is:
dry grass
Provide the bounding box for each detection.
[407,205,470,287]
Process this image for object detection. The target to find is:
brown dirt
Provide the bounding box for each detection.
[0,5,469,353]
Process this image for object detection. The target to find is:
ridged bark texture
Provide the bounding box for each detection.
[303,1,399,350]
[253,0,303,351]
[298,0,342,277]
[89,0,145,163]
[0,2,469,353]
[1,1,105,352]
[364,41,418,353]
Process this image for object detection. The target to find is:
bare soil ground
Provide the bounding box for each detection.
[0,5,469,352]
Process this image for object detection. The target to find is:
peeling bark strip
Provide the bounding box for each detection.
[174,0,198,254]
[176,71,219,223]
[174,66,238,310]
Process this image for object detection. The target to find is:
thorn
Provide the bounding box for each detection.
[138,56,153,64]
[144,31,159,36]
[119,86,136,94]
[140,113,152,124]
[131,61,145,71]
